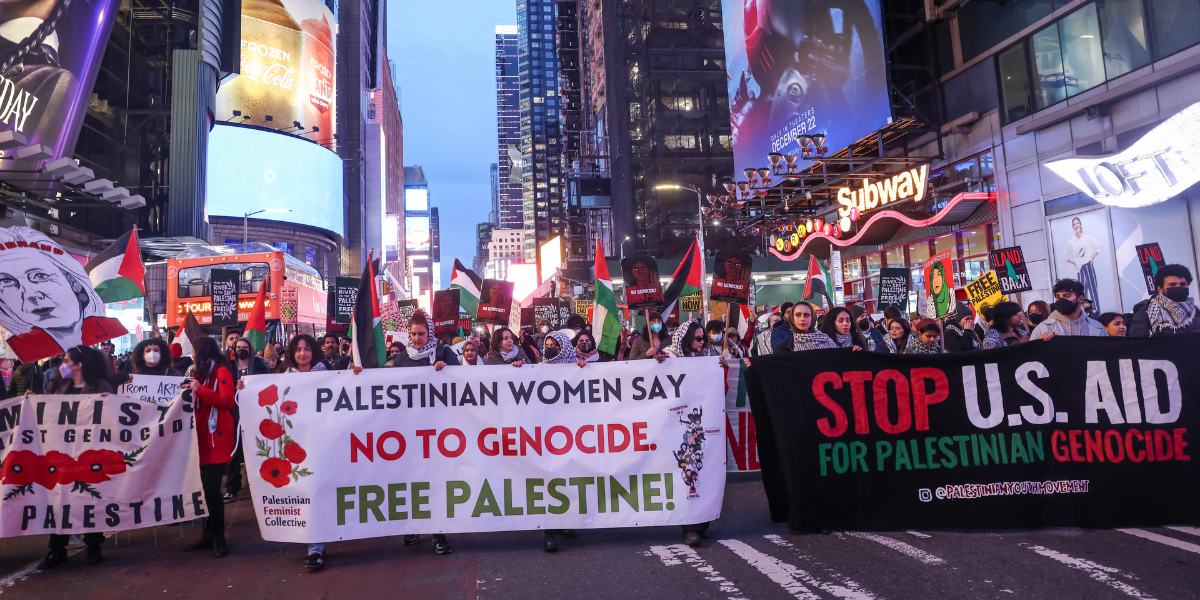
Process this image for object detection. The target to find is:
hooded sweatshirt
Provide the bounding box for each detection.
[1030,310,1106,338]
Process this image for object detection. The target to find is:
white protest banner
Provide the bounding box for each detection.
[0,393,204,538]
[239,358,725,543]
[119,375,186,405]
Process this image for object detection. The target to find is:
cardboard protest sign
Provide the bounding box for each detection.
[989,246,1033,294]
[710,250,753,305]
[119,375,185,405]
[0,227,129,362]
[328,277,360,325]
[621,256,665,309]
[520,307,535,334]
[1136,243,1165,294]
[965,270,1009,314]
[432,289,461,341]
[209,269,240,327]
[531,298,560,330]
[395,300,420,332]
[877,268,910,312]
[476,280,514,325]
[922,250,954,318]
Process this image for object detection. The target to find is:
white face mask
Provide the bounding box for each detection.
[59,363,72,378]
[145,350,161,366]
[540,326,550,334]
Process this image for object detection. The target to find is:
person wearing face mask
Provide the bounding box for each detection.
[130,339,182,376]
[573,331,601,362]
[532,318,553,352]
[847,305,884,352]
[1030,279,1106,340]
[943,302,979,352]
[630,311,669,360]
[537,330,586,551]
[1128,264,1200,337]
[224,337,271,504]
[1024,300,1050,331]
[181,336,236,559]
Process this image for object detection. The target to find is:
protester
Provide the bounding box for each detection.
[535,329,586,551]
[849,305,884,352]
[520,331,542,363]
[880,317,913,354]
[6,359,40,396]
[226,337,272,504]
[263,344,280,371]
[182,336,236,559]
[574,330,601,362]
[486,327,532,367]
[276,334,326,374]
[943,303,979,352]
[131,338,182,376]
[1098,312,1127,337]
[906,320,944,354]
[980,302,1028,349]
[232,338,272,379]
[321,334,352,370]
[776,302,837,353]
[630,311,669,360]
[35,345,113,570]
[1129,264,1200,337]
[533,318,553,352]
[667,319,719,357]
[718,325,747,359]
[819,307,866,351]
[1025,300,1051,330]
[1031,279,1106,339]
[564,314,587,338]
[766,301,796,354]
[172,343,193,373]
[460,340,482,365]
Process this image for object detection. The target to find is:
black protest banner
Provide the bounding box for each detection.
[1136,243,1164,294]
[622,256,665,310]
[477,280,514,325]
[396,299,420,326]
[328,277,359,324]
[745,336,1200,532]
[531,298,561,329]
[432,289,461,341]
[520,307,535,334]
[209,269,240,327]
[990,246,1033,294]
[877,268,909,312]
[711,250,754,305]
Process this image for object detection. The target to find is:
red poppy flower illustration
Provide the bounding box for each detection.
[258,384,279,407]
[35,451,77,490]
[283,442,307,464]
[260,457,292,488]
[74,449,128,484]
[0,450,40,486]
[279,401,298,416]
[259,419,285,440]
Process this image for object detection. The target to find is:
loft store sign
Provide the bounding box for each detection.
[837,165,929,218]
[1046,101,1200,208]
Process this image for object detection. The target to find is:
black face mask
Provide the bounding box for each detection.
[236,349,250,360]
[543,347,560,360]
[1028,313,1046,325]
[857,319,870,331]
[1053,298,1078,315]
[1165,287,1190,302]
[579,342,594,353]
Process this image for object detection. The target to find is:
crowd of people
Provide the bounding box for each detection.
[13,264,1198,573]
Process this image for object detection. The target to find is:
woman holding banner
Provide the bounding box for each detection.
[775,303,837,353]
[131,338,182,376]
[460,340,482,365]
[573,331,601,363]
[486,327,532,367]
[819,307,867,351]
[538,330,586,551]
[980,302,1028,349]
[182,336,236,559]
[880,318,913,353]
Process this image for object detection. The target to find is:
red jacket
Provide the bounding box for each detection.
[194,364,237,465]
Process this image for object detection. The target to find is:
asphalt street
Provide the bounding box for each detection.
[0,472,1197,599]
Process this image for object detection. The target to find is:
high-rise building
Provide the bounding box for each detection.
[489,162,500,225]
[516,1,566,273]
[495,25,524,231]
[403,166,434,304]
[474,223,496,273]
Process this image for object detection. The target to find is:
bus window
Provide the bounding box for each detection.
[177,263,270,298]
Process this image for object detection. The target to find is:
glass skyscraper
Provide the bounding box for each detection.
[516,0,564,266]
[495,26,525,231]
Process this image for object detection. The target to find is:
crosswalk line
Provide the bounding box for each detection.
[646,544,747,600]
[1024,544,1156,599]
[906,531,931,538]
[762,535,883,599]
[719,539,882,600]
[1118,529,1200,555]
[843,531,945,565]
[1166,526,1200,539]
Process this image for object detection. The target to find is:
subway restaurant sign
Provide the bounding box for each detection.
[240,359,725,541]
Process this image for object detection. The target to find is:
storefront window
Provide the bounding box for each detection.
[1059,7,1105,96]
[843,256,862,281]
[963,257,990,284]
[979,152,994,178]
[869,276,879,303]
[954,158,980,182]
[999,44,1033,124]
[865,252,882,277]
[991,224,1002,248]
[884,246,904,268]
[934,234,956,258]
[1099,0,1151,78]
[910,267,925,311]
[908,241,931,268]
[959,225,990,257]
[1150,0,1200,58]
[1030,23,1067,109]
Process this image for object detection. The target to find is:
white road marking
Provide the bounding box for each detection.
[843,531,945,565]
[647,544,746,600]
[1166,526,1200,539]
[906,531,931,538]
[1025,545,1155,599]
[0,547,86,594]
[720,538,881,600]
[1118,529,1200,555]
[762,535,884,599]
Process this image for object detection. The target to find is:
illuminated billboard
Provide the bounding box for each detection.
[720,0,891,174]
[406,216,431,252]
[215,0,336,147]
[405,188,429,211]
[539,236,562,282]
[0,0,121,182]
[207,124,344,238]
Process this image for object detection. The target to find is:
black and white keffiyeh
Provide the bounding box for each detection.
[833,332,855,348]
[499,343,522,362]
[791,331,838,351]
[406,339,438,362]
[980,328,1006,350]
[906,337,943,354]
[541,331,579,364]
[1148,294,1196,334]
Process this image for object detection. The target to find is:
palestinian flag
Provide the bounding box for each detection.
[803,255,833,308]
[592,239,622,355]
[451,259,482,317]
[661,237,703,317]
[724,358,749,409]
[733,303,754,346]
[243,279,268,353]
[174,309,206,358]
[85,229,145,303]
[350,255,386,369]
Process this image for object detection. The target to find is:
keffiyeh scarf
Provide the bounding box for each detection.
[906,337,943,354]
[792,331,838,351]
[980,328,1006,350]
[542,331,579,364]
[577,347,600,362]
[407,339,438,362]
[499,343,522,362]
[833,332,856,349]
[1148,294,1196,334]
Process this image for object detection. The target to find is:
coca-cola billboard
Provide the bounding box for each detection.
[215,0,335,147]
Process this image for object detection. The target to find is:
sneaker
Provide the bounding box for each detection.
[86,545,103,566]
[223,493,236,504]
[543,530,558,553]
[403,534,419,546]
[684,531,701,547]
[37,549,67,571]
[304,552,324,572]
[432,535,452,555]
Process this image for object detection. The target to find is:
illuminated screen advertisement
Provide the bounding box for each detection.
[206,124,344,238]
[406,216,431,252]
[214,0,336,148]
[719,0,892,174]
[0,0,121,182]
[405,188,429,211]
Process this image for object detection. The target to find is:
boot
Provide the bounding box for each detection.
[86,545,104,566]
[432,534,452,555]
[560,529,578,539]
[37,549,68,571]
[403,534,419,546]
[544,530,558,553]
[213,533,228,558]
[684,531,701,547]
[183,534,213,552]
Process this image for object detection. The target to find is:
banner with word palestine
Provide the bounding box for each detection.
[745,336,1200,532]
[239,358,726,542]
[0,393,204,538]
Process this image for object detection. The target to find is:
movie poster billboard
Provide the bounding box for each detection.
[214,0,336,147]
[718,0,892,175]
[476,280,514,325]
[621,256,664,309]
[0,0,121,183]
[432,289,460,340]
[710,250,753,305]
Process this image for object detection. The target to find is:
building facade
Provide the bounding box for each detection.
[517,1,566,270]
[496,26,525,231]
[486,228,528,279]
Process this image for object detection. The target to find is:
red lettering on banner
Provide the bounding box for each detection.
[1155,429,1173,461]
[1126,429,1144,462]
[576,425,596,454]
[872,370,911,434]
[1052,430,1069,461]
[416,429,436,458]
[843,371,873,435]
[813,372,848,437]
[911,368,948,431]
[437,429,465,458]
[1051,428,1187,462]
[633,422,650,451]
[1175,428,1190,461]
[1069,430,1084,461]
[546,426,573,455]
[378,431,406,460]
[351,432,373,462]
[502,427,518,456]
[1084,430,1104,462]
[520,427,541,455]
[1104,430,1125,462]
[608,424,630,452]
[727,414,746,471]
[478,428,499,456]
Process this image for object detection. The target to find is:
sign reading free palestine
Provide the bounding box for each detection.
[239,359,726,542]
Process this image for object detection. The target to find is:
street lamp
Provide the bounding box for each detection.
[654,184,705,249]
[243,208,292,243]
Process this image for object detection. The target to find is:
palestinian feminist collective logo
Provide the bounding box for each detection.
[255,385,313,487]
[672,406,706,499]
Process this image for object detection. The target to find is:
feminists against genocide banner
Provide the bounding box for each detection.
[239,358,725,543]
[745,336,1200,532]
[0,393,204,538]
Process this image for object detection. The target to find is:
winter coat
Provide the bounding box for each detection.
[7,362,40,396]
[485,346,532,365]
[1030,311,1106,338]
[1128,296,1200,337]
[392,345,461,368]
[943,325,978,352]
[864,327,887,353]
[233,356,273,379]
[50,378,114,395]
[193,364,237,465]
